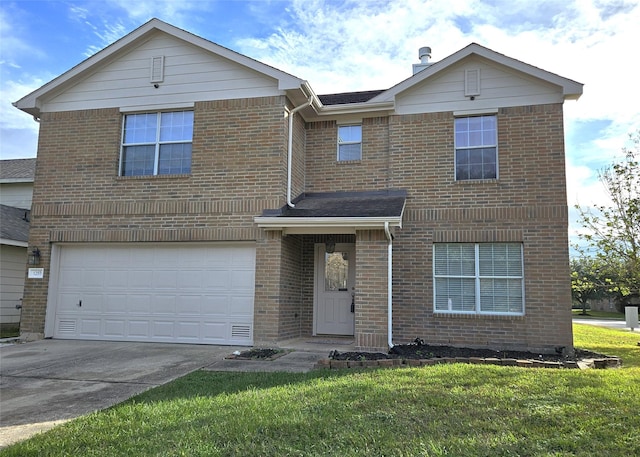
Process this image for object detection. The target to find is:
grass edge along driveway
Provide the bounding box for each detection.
[2,324,639,457]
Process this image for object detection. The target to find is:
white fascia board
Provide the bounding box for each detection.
[255,216,403,234]
[369,43,583,103]
[0,239,28,247]
[313,101,395,118]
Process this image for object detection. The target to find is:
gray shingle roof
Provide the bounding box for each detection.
[0,158,36,182]
[0,204,31,242]
[262,189,407,218]
[318,90,385,105]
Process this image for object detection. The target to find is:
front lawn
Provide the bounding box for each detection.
[2,325,639,457]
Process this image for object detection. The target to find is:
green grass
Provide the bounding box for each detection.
[572,309,624,319]
[3,325,639,457]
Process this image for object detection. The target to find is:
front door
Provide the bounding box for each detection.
[314,243,355,335]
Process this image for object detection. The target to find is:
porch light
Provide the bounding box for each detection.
[325,237,336,254]
[28,247,41,265]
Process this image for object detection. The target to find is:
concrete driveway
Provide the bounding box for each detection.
[573,318,639,331]
[0,339,242,447]
[0,338,330,448]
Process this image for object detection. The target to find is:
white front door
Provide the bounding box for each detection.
[314,243,355,335]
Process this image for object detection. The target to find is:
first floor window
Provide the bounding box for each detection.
[454,115,497,180]
[433,243,524,315]
[121,110,193,176]
[337,125,362,161]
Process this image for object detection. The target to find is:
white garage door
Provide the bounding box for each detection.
[48,243,255,345]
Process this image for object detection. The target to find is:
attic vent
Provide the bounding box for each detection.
[465,69,481,96]
[150,56,165,83]
[231,324,251,339]
[57,320,76,334]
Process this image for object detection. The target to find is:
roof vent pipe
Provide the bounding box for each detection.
[412,46,433,75]
[418,46,432,64]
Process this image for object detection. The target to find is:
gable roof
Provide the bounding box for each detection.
[0,158,36,183]
[369,43,583,103]
[13,18,311,117]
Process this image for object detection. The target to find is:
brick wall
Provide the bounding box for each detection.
[355,229,389,351]
[304,104,572,353]
[22,97,289,337]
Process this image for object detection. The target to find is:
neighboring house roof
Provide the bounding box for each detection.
[256,190,407,234]
[13,18,312,118]
[0,158,36,183]
[0,204,30,246]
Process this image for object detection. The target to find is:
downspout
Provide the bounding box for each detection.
[286,96,313,207]
[384,221,394,348]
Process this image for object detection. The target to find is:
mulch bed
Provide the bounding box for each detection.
[329,343,608,363]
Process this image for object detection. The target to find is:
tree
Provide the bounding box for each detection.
[575,131,640,308]
[570,257,606,314]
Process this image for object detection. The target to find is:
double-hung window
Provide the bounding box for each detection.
[120,110,194,176]
[454,115,497,180]
[337,125,362,161]
[433,243,524,315]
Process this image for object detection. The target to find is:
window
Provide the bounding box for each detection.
[337,125,362,161]
[454,115,497,180]
[433,243,524,315]
[120,111,194,176]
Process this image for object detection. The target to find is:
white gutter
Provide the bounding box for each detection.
[384,221,394,349]
[287,96,313,207]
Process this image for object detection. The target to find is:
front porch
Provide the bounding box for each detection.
[253,190,407,351]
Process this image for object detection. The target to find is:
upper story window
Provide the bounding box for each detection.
[337,125,362,161]
[433,243,524,315]
[454,115,497,180]
[120,111,194,176]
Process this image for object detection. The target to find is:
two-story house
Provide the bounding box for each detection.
[13,19,582,353]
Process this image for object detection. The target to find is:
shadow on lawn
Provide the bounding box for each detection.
[126,369,351,405]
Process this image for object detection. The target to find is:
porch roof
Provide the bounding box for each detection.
[255,189,407,234]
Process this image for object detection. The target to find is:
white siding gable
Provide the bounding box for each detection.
[42,31,283,113]
[395,55,564,115]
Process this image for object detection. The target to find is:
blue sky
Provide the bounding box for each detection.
[1,0,639,244]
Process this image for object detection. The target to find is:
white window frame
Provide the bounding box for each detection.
[433,243,525,315]
[337,124,362,161]
[120,110,193,177]
[454,114,498,181]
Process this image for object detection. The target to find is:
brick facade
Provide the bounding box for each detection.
[21,95,572,352]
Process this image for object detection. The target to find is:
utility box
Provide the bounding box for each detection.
[625,306,639,330]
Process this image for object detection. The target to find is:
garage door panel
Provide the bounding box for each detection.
[105,295,128,313]
[152,270,178,289]
[128,270,152,289]
[152,321,175,338]
[59,268,85,288]
[104,320,126,337]
[231,270,254,289]
[128,295,152,313]
[52,243,255,345]
[105,270,129,288]
[79,319,101,337]
[205,295,234,315]
[155,295,176,314]
[231,296,254,315]
[57,294,81,311]
[128,320,150,337]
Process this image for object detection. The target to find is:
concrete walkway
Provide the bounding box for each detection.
[0,339,330,448]
[573,318,639,331]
